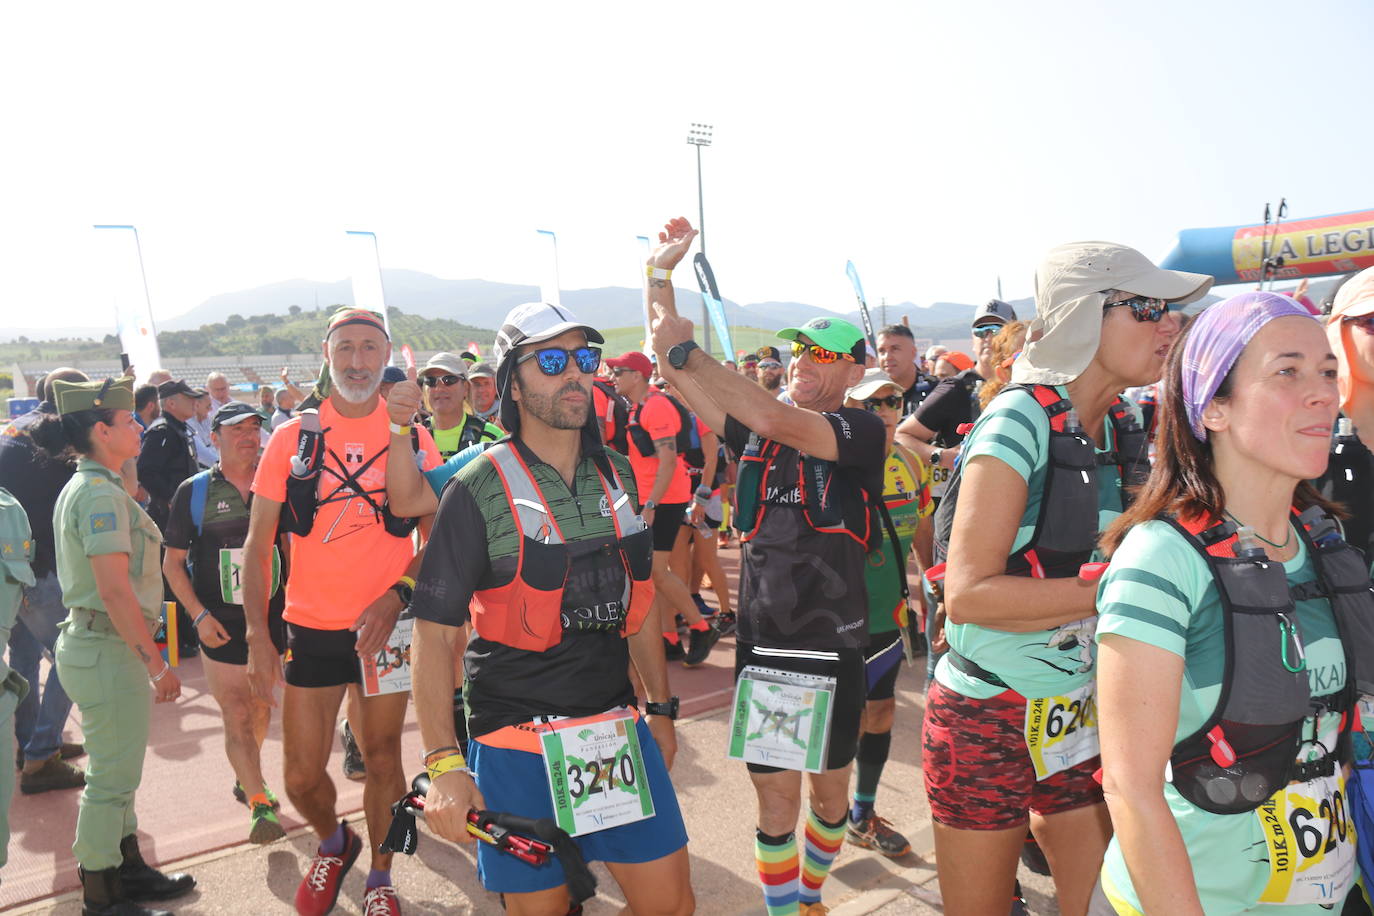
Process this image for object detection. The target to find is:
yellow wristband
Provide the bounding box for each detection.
[646,266,671,280]
[425,752,468,780]
[389,422,411,436]
[398,575,416,590]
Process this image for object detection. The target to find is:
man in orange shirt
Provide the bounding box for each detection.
[242,308,439,916]
[606,351,720,667]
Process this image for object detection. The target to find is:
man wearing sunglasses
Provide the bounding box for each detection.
[646,217,885,916]
[606,350,721,667]
[419,354,502,461]
[406,301,692,916]
[755,347,785,394]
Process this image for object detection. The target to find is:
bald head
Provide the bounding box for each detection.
[39,367,89,403]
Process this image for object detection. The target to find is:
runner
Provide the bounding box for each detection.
[756,347,785,394]
[647,217,884,916]
[419,353,501,460]
[1320,266,1374,558]
[607,350,719,666]
[39,377,195,916]
[467,361,502,426]
[839,370,933,860]
[161,401,288,845]
[874,325,930,416]
[925,242,1208,915]
[407,301,692,916]
[242,307,439,916]
[1095,291,1369,914]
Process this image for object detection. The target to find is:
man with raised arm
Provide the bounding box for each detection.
[647,217,885,916]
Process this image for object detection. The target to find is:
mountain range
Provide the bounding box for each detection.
[3,269,1033,344]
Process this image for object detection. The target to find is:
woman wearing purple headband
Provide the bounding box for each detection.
[1094,292,1370,913]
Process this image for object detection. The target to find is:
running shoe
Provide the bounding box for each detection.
[249,801,287,845]
[712,611,737,637]
[362,884,401,916]
[683,626,721,667]
[799,903,830,916]
[341,720,366,781]
[691,593,714,617]
[295,822,362,916]
[845,813,911,857]
[233,782,282,810]
[663,636,686,661]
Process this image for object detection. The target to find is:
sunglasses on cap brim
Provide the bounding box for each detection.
[517,346,602,376]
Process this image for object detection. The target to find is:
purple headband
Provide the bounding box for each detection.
[1180,291,1313,441]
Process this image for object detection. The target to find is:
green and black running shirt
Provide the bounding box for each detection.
[410,438,645,739]
[163,466,284,619]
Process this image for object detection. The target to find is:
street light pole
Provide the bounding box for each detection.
[687,122,713,357]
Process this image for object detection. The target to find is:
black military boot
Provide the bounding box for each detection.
[79,866,171,916]
[117,834,196,902]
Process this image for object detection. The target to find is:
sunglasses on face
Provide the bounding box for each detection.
[421,374,465,388]
[863,395,903,411]
[758,360,783,369]
[972,324,1002,339]
[791,341,856,364]
[1342,314,1374,334]
[517,346,602,376]
[1104,295,1171,323]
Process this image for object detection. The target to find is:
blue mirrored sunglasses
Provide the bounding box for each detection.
[1104,296,1171,323]
[517,346,602,376]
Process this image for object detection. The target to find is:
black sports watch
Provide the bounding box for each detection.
[645,696,680,720]
[390,578,414,606]
[929,448,944,468]
[667,340,700,370]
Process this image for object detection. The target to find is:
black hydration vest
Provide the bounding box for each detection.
[933,385,1150,577]
[278,408,421,539]
[1165,506,1374,815]
[1314,422,1374,560]
[627,392,697,463]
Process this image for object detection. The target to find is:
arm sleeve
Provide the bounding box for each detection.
[1095,520,1205,659]
[76,489,133,558]
[961,388,1048,485]
[162,478,195,549]
[410,479,488,628]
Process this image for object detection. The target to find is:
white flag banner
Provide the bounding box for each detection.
[345,230,392,340]
[636,235,652,355]
[92,225,160,384]
[535,229,560,306]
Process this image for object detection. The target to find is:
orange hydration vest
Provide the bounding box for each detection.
[469,443,655,652]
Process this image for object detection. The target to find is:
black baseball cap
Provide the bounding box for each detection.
[212,401,267,430]
[156,379,197,399]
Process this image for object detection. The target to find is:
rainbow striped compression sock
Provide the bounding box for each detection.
[799,809,847,905]
[755,829,800,916]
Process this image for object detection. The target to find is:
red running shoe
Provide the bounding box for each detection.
[362,884,401,916]
[295,822,362,915]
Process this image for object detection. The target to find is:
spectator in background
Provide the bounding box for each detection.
[1,368,89,796]
[379,365,407,401]
[923,345,948,377]
[876,324,930,415]
[206,371,232,414]
[741,351,760,380]
[466,362,500,425]
[756,348,784,394]
[271,388,297,430]
[133,384,160,436]
[257,386,275,414]
[146,369,173,386]
[933,351,973,379]
[188,387,218,468]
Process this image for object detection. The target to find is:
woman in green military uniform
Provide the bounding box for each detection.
[34,378,196,916]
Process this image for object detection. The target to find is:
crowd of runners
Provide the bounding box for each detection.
[1,219,1373,916]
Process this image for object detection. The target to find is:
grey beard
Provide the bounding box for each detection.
[329,366,381,404]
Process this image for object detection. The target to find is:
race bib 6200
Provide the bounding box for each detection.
[1024,683,1099,780]
[1256,773,1356,906]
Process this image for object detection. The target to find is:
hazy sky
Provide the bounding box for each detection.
[4,0,1370,333]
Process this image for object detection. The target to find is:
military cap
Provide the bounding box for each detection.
[52,377,135,415]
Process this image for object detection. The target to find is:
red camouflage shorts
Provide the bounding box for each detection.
[922,678,1103,830]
